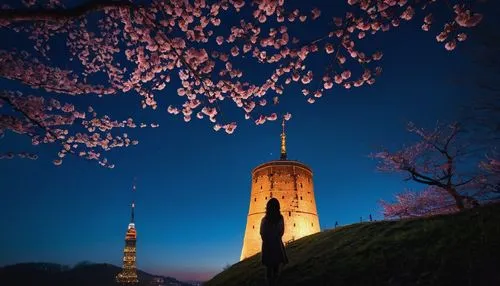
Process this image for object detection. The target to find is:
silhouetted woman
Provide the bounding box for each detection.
[260,198,288,286]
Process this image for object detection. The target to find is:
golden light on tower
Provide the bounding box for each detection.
[116,184,139,284]
[240,118,320,260]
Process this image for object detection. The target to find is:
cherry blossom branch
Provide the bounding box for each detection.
[0,92,62,143]
[380,187,458,219]
[0,91,153,167]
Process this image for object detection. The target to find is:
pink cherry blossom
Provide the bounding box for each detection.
[0,0,484,167]
[445,40,456,51]
[341,70,351,80]
[284,112,292,121]
[372,51,383,61]
[400,6,415,21]
[457,33,467,42]
[324,43,334,54]
[455,11,483,28]
[267,113,278,121]
[311,8,321,20]
[223,122,237,134]
[436,32,448,42]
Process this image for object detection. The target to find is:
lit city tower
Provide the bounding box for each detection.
[240,118,321,260]
[116,184,139,284]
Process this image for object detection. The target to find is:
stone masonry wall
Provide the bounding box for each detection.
[240,161,320,260]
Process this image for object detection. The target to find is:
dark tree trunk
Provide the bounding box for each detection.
[463,196,480,208]
[0,0,134,22]
[447,187,465,211]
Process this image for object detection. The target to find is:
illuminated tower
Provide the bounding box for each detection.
[240,118,321,260]
[116,185,139,284]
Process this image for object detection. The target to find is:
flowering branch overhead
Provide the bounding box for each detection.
[0,91,157,167]
[0,0,484,166]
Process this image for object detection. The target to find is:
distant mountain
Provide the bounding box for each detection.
[0,262,193,286]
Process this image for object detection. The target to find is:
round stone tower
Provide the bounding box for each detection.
[240,119,320,260]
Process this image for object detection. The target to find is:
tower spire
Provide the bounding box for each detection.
[130,183,135,224]
[280,117,287,160]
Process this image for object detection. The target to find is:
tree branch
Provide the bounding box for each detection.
[0,0,134,22]
[0,93,74,155]
[443,125,459,151]
[455,177,475,187]
[407,167,446,188]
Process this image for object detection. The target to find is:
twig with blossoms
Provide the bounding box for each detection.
[0,91,157,167]
[380,186,458,219]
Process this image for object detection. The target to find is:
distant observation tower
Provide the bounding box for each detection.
[240,119,321,260]
[116,185,139,284]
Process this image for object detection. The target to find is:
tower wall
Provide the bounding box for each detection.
[240,160,320,260]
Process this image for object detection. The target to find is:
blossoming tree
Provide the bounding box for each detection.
[373,122,491,218]
[0,0,484,167]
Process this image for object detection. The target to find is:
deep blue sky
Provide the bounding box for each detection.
[0,0,497,282]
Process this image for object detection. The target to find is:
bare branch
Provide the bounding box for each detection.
[408,167,445,188]
[0,0,134,22]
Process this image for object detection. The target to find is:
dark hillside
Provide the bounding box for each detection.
[207,203,500,286]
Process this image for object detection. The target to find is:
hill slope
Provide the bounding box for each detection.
[0,262,190,286]
[207,203,500,286]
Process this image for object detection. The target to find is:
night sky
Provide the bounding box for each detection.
[0,0,497,282]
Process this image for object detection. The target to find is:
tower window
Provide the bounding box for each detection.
[288,212,291,217]
[300,183,303,188]
[270,192,273,198]
[311,223,313,227]
[300,196,303,200]
[265,197,267,200]
[260,186,262,190]
[293,223,296,227]
[254,198,256,202]
[282,195,284,199]
[252,225,255,229]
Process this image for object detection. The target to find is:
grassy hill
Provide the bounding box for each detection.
[0,262,191,286]
[207,203,500,286]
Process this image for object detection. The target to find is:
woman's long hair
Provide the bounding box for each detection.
[265,198,281,224]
